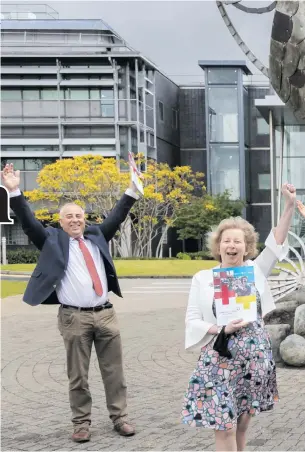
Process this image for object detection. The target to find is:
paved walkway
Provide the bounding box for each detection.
[2,279,305,451]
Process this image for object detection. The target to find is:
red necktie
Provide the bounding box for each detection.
[77,238,103,296]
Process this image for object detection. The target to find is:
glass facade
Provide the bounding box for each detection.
[275,125,305,240]
[1,157,55,170]
[207,68,238,85]
[210,145,240,199]
[208,87,239,142]
[205,66,245,200]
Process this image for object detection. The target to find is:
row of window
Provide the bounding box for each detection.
[2,146,59,152]
[1,158,56,171]
[211,150,305,198]
[1,151,119,171]
[1,88,114,101]
[1,126,115,138]
[1,145,116,157]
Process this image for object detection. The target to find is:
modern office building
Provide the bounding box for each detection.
[1,6,180,247]
[1,5,304,255]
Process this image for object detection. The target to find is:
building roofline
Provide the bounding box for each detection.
[198,59,252,75]
[1,19,179,87]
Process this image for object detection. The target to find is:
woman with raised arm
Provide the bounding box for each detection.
[181,183,296,452]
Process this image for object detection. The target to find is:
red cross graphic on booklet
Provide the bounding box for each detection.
[128,151,144,195]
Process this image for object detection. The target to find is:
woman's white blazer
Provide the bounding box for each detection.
[185,230,289,351]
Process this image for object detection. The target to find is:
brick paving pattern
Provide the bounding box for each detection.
[1,279,305,451]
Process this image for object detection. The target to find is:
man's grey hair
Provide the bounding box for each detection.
[59,203,85,219]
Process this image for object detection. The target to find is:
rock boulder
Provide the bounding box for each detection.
[294,304,305,337]
[280,334,305,367]
[266,324,291,363]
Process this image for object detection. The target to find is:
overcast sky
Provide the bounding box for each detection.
[7,1,275,84]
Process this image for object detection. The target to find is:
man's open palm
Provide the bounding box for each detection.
[1,164,20,191]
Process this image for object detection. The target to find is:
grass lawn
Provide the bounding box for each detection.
[1,260,218,276]
[1,281,28,299]
[1,263,35,272]
[0,260,299,276]
[0,260,299,299]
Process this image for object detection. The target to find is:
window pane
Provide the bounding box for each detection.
[208,87,238,142]
[207,68,238,85]
[67,89,89,100]
[158,101,164,121]
[101,105,114,117]
[1,89,22,100]
[258,173,271,190]
[1,146,23,152]
[276,125,305,157]
[90,146,115,151]
[23,90,40,100]
[25,158,55,170]
[41,89,63,100]
[24,146,54,152]
[276,157,305,190]
[65,146,91,152]
[257,116,269,135]
[210,145,240,199]
[1,158,24,170]
[172,109,178,129]
[4,222,28,245]
[101,89,114,100]
[90,89,100,100]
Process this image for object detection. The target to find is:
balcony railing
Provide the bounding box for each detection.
[1,3,59,19]
[1,31,133,54]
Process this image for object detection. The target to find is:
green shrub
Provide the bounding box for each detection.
[113,257,177,260]
[7,248,40,264]
[177,251,214,260]
[176,252,192,260]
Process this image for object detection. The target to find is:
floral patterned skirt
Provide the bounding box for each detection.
[181,321,278,430]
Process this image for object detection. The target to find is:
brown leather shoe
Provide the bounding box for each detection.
[114,422,135,437]
[71,424,91,443]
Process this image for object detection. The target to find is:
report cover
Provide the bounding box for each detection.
[213,266,257,326]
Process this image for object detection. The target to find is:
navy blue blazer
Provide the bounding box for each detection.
[10,193,137,306]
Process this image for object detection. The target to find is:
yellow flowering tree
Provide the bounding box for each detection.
[24,154,205,257]
[130,157,205,257]
[24,155,129,223]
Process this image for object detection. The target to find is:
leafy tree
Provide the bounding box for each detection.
[175,191,245,247]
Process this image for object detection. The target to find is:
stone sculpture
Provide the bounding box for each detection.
[217,1,305,120]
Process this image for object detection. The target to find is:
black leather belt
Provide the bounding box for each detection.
[61,301,112,312]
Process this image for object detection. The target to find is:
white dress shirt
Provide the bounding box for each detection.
[9,187,139,307]
[56,236,109,307]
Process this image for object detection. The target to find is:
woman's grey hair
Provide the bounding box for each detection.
[206,217,259,262]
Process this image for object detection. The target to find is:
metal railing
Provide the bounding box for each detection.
[175,73,271,89]
[1,31,130,50]
[1,3,58,19]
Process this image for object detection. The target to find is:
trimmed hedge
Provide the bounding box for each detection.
[177,243,265,261]
[7,248,40,264]
[177,251,214,260]
[6,242,266,264]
